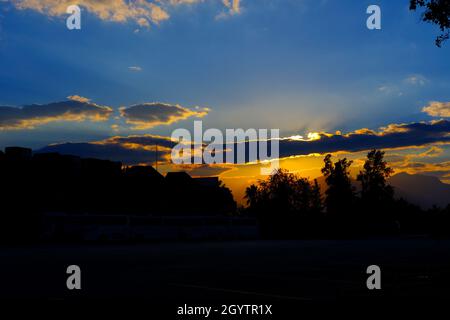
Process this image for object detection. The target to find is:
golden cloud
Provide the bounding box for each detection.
[67,95,91,103]
[422,101,450,117]
[11,0,242,26]
[12,0,169,25]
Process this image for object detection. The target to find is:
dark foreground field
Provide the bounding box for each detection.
[1,238,450,310]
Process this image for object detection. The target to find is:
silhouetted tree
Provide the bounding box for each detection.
[216,180,238,214]
[321,154,355,215]
[244,184,258,208]
[245,169,323,238]
[311,179,323,214]
[357,149,394,206]
[252,169,299,214]
[245,169,322,214]
[410,0,450,47]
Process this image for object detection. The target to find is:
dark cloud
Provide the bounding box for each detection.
[201,120,450,162]
[102,134,177,150]
[37,134,175,165]
[37,120,450,165]
[275,120,450,159]
[0,99,113,130]
[119,103,209,129]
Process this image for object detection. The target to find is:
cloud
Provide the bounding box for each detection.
[218,120,450,162]
[67,95,91,103]
[391,157,450,184]
[274,120,450,159]
[98,134,178,150]
[385,146,448,176]
[216,0,241,19]
[128,66,142,72]
[0,99,113,130]
[404,74,429,86]
[413,146,444,158]
[119,102,210,129]
[12,0,169,26]
[37,120,450,168]
[377,74,428,97]
[10,0,242,26]
[0,98,210,131]
[37,133,234,177]
[37,134,177,165]
[422,101,450,117]
[223,0,240,14]
[377,85,403,97]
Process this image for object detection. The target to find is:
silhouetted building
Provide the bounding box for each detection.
[124,165,164,182]
[82,158,122,178]
[0,147,237,242]
[194,177,220,188]
[164,172,236,215]
[5,146,32,161]
[121,165,166,214]
[165,171,192,185]
[33,153,82,176]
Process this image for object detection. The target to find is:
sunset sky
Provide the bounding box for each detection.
[0,0,449,202]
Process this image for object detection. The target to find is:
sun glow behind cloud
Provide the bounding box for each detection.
[36,118,450,203]
[1,0,450,206]
[287,132,322,141]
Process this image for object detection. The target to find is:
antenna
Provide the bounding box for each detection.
[155,143,158,172]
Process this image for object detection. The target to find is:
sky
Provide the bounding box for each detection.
[0,0,449,203]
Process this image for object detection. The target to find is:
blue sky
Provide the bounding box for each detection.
[0,0,449,188]
[1,1,449,144]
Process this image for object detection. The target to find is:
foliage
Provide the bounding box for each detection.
[321,154,355,215]
[245,168,322,216]
[410,0,450,47]
[357,149,394,206]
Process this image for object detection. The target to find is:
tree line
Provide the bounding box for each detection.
[244,150,450,238]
